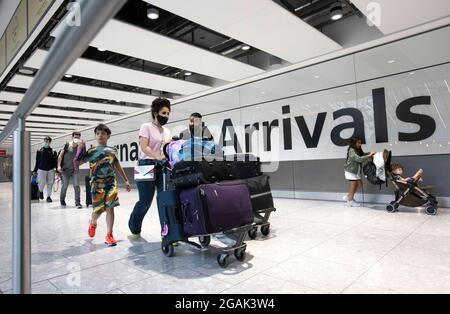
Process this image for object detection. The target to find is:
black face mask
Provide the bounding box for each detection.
[157,115,169,126]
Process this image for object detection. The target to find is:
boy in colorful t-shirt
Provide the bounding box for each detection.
[79,124,131,246]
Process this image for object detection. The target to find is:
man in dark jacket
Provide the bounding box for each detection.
[179,112,214,141]
[33,136,57,202]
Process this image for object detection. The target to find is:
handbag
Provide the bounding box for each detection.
[134,164,156,181]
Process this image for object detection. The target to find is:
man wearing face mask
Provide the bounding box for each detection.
[179,112,213,141]
[57,131,83,208]
[33,136,58,202]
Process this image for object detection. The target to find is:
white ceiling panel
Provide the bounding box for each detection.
[0,113,94,125]
[8,75,158,105]
[351,0,450,35]
[145,0,342,64]
[0,92,117,122]
[1,88,142,114]
[25,49,211,95]
[0,92,119,120]
[0,121,76,130]
[51,19,264,82]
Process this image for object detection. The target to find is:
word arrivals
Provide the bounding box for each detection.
[175,298,209,312]
[220,87,436,153]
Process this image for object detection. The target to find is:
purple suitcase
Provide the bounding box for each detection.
[180,183,253,236]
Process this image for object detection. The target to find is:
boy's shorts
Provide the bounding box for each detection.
[91,176,120,214]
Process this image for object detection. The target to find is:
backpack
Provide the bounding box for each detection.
[57,143,69,169]
[363,162,384,185]
[363,149,392,186]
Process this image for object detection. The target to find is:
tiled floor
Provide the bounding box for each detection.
[1,182,449,294]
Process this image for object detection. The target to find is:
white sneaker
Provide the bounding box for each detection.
[347,200,361,207]
[342,195,348,202]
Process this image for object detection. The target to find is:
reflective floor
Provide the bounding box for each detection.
[1,182,450,294]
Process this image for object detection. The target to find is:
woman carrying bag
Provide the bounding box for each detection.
[128,98,172,238]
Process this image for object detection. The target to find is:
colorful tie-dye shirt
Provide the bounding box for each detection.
[81,146,118,180]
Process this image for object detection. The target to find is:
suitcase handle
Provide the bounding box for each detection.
[174,166,192,175]
[181,202,191,223]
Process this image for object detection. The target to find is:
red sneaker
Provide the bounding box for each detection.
[105,233,117,247]
[88,223,97,238]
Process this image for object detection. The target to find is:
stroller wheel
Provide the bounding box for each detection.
[425,205,438,216]
[386,204,397,213]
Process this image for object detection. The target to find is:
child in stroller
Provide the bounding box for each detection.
[387,163,438,215]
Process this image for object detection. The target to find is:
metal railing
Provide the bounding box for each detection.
[0,0,127,294]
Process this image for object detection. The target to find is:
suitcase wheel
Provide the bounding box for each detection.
[260,224,271,237]
[217,253,229,268]
[162,243,174,257]
[234,247,246,262]
[199,236,211,247]
[248,227,258,240]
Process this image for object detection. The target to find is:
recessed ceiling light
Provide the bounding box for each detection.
[64,74,72,78]
[18,68,34,75]
[147,8,159,20]
[184,71,193,76]
[261,91,266,94]
[330,3,343,20]
[241,45,251,51]
[314,75,320,79]
[344,91,350,94]
[409,72,415,75]
[97,47,106,52]
[388,60,396,64]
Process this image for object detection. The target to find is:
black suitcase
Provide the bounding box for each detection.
[85,176,92,206]
[225,154,262,179]
[172,160,239,188]
[244,175,274,211]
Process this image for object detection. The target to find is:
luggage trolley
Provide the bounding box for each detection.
[157,161,252,268]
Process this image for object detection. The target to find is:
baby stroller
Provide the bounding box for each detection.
[386,171,438,215]
[363,150,438,215]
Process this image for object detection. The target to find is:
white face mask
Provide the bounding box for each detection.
[73,139,80,145]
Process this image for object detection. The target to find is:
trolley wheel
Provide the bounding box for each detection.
[199,236,211,247]
[161,243,174,257]
[217,254,229,268]
[248,227,258,240]
[260,224,271,236]
[425,205,438,216]
[234,247,246,262]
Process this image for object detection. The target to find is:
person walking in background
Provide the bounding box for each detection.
[343,137,375,207]
[33,136,57,202]
[58,131,83,208]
